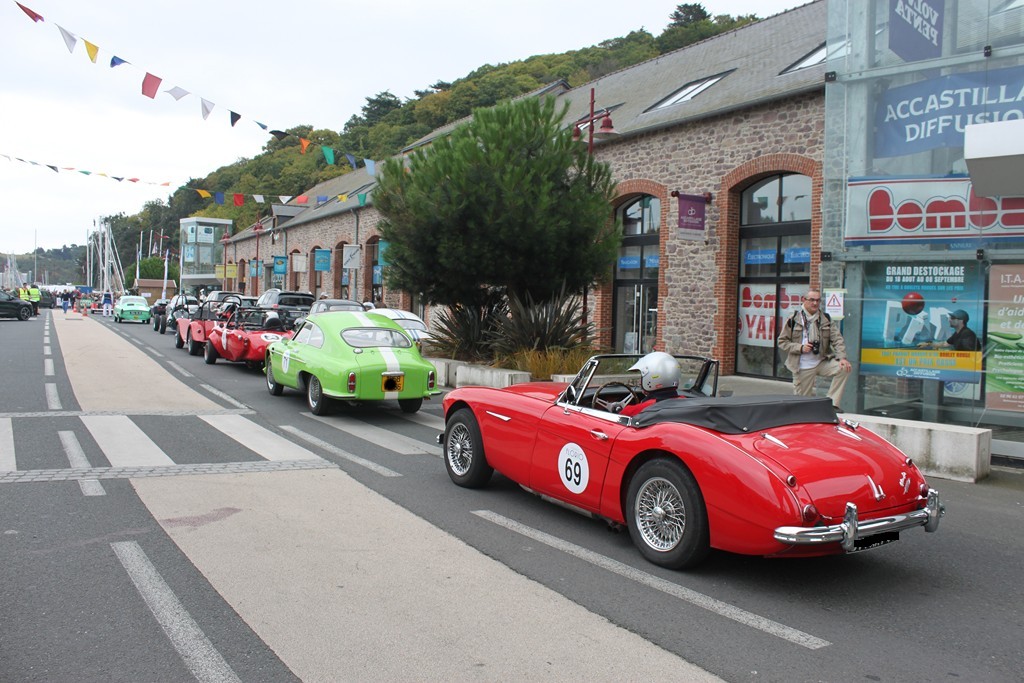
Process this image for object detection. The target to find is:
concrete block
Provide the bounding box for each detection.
[424,358,468,388]
[455,365,531,388]
[846,413,991,483]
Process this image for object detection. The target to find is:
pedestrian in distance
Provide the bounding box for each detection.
[102,291,113,317]
[777,289,852,409]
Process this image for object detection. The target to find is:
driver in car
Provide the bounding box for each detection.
[612,351,683,417]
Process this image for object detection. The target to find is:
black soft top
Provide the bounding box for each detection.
[631,395,838,434]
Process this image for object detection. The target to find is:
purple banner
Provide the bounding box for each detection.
[889,0,943,63]
[677,193,706,241]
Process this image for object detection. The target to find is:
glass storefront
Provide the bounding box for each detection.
[824,0,1024,458]
[736,174,813,378]
[613,197,660,353]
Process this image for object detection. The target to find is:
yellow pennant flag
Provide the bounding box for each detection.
[196,189,212,199]
[84,40,99,63]
[338,194,348,202]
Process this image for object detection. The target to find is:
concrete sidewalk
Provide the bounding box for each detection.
[51,312,722,681]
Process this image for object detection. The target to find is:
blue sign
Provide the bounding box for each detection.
[618,255,641,270]
[378,241,390,267]
[372,265,382,285]
[249,260,263,277]
[888,0,942,63]
[273,256,287,275]
[875,65,1024,158]
[744,249,776,265]
[644,254,659,269]
[783,247,810,264]
[314,248,331,272]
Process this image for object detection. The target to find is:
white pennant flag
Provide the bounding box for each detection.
[253,195,265,204]
[165,86,190,101]
[200,99,215,120]
[57,26,77,53]
[279,196,293,204]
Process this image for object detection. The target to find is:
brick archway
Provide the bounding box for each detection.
[714,154,822,374]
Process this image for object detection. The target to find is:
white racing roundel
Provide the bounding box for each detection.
[558,442,589,494]
[260,333,283,342]
[281,349,291,374]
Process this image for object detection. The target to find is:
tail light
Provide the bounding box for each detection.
[428,371,435,390]
[347,372,357,393]
[801,504,819,525]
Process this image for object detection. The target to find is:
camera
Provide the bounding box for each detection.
[810,340,821,355]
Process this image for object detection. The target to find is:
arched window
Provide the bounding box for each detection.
[736,173,812,378]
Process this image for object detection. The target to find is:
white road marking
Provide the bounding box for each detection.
[45,384,62,410]
[59,430,105,496]
[44,358,54,376]
[150,349,165,358]
[279,425,401,477]
[81,415,174,467]
[473,509,832,651]
[303,412,439,456]
[111,541,242,683]
[0,418,14,471]
[43,345,51,356]
[199,414,322,461]
[166,361,192,378]
[199,384,247,410]
[400,410,445,430]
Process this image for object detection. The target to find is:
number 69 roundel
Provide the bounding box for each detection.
[558,442,589,494]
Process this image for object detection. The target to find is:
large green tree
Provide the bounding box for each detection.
[374,96,621,307]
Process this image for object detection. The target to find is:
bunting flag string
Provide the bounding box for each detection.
[10,1,378,174]
[1,150,372,208]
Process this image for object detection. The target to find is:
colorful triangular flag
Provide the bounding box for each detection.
[15,3,44,22]
[142,73,162,99]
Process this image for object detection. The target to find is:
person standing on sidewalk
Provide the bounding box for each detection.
[778,289,852,408]
[102,290,113,317]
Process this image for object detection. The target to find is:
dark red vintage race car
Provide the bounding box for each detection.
[204,307,293,369]
[174,297,239,355]
[440,353,944,569]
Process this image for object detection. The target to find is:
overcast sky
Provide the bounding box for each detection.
[1,0,810,256]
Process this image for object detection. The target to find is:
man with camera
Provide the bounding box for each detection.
[778,289,852,409]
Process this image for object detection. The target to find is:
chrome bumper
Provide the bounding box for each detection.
[774,489,944,552]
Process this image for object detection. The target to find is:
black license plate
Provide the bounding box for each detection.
[852,532,899,552]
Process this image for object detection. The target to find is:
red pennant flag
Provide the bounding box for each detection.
[295,195,309,204]
[142,73,162,99]
[16,3,44,22]
[233,193,244,206]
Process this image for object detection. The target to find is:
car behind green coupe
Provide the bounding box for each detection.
[265,311,439,414]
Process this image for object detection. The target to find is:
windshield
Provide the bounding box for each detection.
[120,297,146,305]
[562,354,718,407]
[341,327,413,349]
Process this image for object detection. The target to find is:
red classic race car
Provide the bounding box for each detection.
[174,297,239,355]
[204,307,293,369]
[440,353,944,569]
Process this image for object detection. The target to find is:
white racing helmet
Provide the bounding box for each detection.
[628,352,680,392]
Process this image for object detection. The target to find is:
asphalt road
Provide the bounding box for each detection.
[1,309,1022,682]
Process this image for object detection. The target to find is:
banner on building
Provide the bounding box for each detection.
[874,65,1024,158]
[213,264,237,279]
[272,256,287,275]
[737,283,805,348]
[291,253,307,273]
[314,248,331,272]
[676,193,707,241]
[888,0,943,64]
[985,264,1024,412]
[249,259,263,277]
[860,261,983,384]
[845,177,1024,245]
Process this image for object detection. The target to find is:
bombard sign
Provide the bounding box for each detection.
[845,177,1024,245]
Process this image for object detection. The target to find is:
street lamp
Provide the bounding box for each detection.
[571,87,619,327]
[220,232,231,290]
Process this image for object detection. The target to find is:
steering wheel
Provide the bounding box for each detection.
[592,381,641,412]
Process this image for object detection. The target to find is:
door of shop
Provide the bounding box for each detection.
[611,196,660,354]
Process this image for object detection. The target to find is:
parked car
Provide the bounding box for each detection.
[204,307,293,369]
[307,299,366,315]
[255,288,314,328]
[203,290,243,303]
[439,353,944,570]
[370,308,432,344]
[165,294,200,334]
[174,296,240,355]
[0,290,33,320]
[265,311,439,414]
[38,290,56,309]
[113,295,152,324]
[150,298,170,332]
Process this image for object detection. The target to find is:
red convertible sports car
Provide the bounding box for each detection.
[204,307,293,369]
[440,353,944,569]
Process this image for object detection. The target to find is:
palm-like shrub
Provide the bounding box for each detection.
[427,289,508,362]
[487,285,593,358]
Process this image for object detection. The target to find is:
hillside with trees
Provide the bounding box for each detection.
[9,4,759,286]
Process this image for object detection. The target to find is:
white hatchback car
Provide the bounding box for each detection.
[369,309,433,343]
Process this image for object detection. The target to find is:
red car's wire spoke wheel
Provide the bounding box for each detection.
[627,459,709,569]
[443,408,492,488]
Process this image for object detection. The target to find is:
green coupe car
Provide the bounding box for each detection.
[265,311,439,414]
[113,295,152,324]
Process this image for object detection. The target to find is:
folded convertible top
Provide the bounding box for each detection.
[632,395,839,434]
